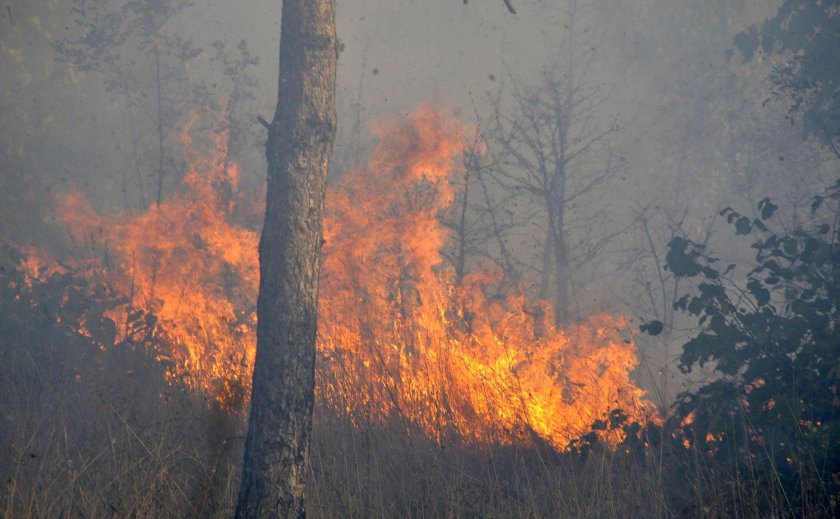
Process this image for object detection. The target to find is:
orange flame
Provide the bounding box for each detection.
[318,108,651,448]
[46,107,651,448]
[57,112,258,410]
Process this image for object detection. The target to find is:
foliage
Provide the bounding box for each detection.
[735,0,840,158]
[52,0,204,115]
[0,246,241,516]
[664,180,840,515]
[0,245,167,403]
[53,0,199,69]
[51,0,203,208]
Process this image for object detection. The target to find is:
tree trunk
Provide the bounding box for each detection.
[542,201,569,327]
[551,208,569,325]
[551,100,569,326]
[454,165,471,285]
[235,1,336,518]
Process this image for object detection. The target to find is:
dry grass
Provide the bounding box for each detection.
[3,396,835,518]
[308,415,674,518]
[1,330,834,518]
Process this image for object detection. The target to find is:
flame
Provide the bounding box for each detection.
[19,246,68,285]
[57,112,258,410]
[317,108,651,447]
[42,107,651,448]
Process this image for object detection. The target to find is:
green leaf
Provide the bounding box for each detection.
[782,237,799,256]
[758,197,778,220]
[720,207,739,223]
[734,26,760,61]
[640,320,664,336]
[747,278,771,306]
[665,237,703,277]
[688,296,704,315]
[735,216,752,235]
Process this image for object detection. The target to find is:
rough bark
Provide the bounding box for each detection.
[235,1,336,518]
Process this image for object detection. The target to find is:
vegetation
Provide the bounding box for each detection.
[734,0,840,158]
[1,0,839,517]
[660,182,840,516]
[2,184,837,518]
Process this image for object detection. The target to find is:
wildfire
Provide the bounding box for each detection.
[58,112,258,410]
[318,108,650,447]
[42,107,651,449]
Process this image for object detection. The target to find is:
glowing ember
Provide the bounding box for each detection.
[44,107,651,448]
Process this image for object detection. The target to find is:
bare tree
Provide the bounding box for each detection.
[627,203,714,411]
[235,1,337,517]
[490,1,622,325]
[53,0,205,210]
[443,119,517,287]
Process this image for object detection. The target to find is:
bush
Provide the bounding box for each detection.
[662,180,840,516]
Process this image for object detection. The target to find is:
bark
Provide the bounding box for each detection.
[235,1,336,518]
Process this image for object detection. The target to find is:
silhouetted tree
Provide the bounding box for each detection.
[53,0,204,208]
[489,1,623,325]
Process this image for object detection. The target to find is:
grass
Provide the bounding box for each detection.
[5,380,834,518]
[0,284,835,517]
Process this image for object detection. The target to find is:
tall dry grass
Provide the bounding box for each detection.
[1,259,834,518]
[6,367,832,519]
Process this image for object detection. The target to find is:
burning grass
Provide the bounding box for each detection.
[2,108,834,518]
[40,107,654,449]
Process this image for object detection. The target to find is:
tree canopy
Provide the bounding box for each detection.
[735,0,840,158]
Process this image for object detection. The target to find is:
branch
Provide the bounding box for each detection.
[463,0,516,14]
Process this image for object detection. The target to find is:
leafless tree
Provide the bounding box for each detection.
[488,0,624,325]
[444,116,517,287]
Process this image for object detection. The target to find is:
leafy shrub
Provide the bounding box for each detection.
[663,180,840,516]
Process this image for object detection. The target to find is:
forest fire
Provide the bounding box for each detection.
[46,108,651,450]
[57,113,258,410]
[5,2,835,515]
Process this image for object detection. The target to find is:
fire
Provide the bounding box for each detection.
[317,108,651,447]
[43,107,651,448]
[58,112,258,410]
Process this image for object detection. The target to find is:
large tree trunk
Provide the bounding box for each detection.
[235,1,336,518]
